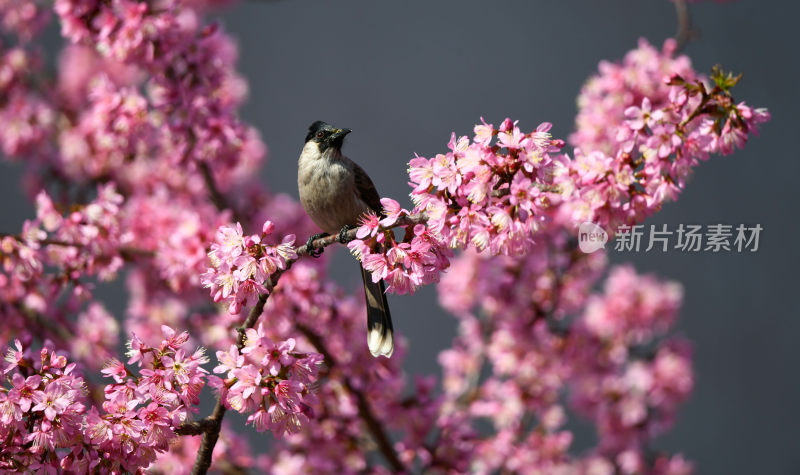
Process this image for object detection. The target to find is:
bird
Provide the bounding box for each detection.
[297,120,394,358]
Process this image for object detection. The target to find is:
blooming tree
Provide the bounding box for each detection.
[0,0,768,473]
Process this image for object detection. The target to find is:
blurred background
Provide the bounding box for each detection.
[2,0,797,472]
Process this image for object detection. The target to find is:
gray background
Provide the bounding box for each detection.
[2,0,798,473]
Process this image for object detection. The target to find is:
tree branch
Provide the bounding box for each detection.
[190,397,229,474]
[198,161,242,224]
[0,232,155,259]
[175,417,219,436]
[12,302,74,344]
[296,324,407,474]
[190,292,268,474]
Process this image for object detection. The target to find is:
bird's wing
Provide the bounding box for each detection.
[352,161,383,215]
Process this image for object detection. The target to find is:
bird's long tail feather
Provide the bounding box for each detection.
[360,266,394,358]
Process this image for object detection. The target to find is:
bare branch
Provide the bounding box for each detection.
[190,398,229,474]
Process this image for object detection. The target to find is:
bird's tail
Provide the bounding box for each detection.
[360,266,394,358]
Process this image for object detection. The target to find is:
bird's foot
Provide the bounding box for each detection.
[337,224,356,243]
[305,233,329,258]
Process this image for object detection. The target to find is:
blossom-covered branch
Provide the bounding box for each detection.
[345,58,767,298]
[0,0,771,471]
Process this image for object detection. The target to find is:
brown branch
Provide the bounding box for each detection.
[296,324,407,474]
[198,161,242,224]
[296,213,428,257]
[190,292,268,474]
[190,398,229,474]
[678,92,712,129]
[175,417,219,436]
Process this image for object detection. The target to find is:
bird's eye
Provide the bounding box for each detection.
[316,131,324,139]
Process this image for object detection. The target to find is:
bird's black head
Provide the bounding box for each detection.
[305,121,352,152]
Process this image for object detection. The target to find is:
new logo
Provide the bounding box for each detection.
[578,222,607,253]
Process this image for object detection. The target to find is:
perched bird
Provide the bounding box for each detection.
[297,121,394,358]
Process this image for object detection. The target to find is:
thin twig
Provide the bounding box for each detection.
[673,0,695,52]
[198,161,242,224]
[0,232,155,259]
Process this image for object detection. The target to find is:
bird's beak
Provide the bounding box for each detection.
[332,128,352,139]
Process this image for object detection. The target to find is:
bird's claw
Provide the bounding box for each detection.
[337,225,355,243]
[305,233,329,258]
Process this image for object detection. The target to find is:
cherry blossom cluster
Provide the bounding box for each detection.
[0,327,210,472]
[346,198,452,294]
[122,188,229,293]
[70,302,120,370]
[0,9,53,185]
[408,119,565,255]
[434,240,602,472]
[208,324,323,436]
[435,245,694,473]
[58,74,152,182]
[92,326,210,471]
[569,39,696,155]
[0,0,50,40]
[200,221,297,315]
[558,40,770,231]
[0,340,88,472]
[0,46,55,162]
[357,58,769,295]
[32,184,127,279]
[241,260,415,473]
[0,184,126,354]
[53,0,263,184]
[569,267,693,464]
[349,120,568,294]
[2,0,266,201]
[0,0,57,167]
[0,184,125,294]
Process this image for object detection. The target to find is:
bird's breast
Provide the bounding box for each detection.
[298,157,370,234]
